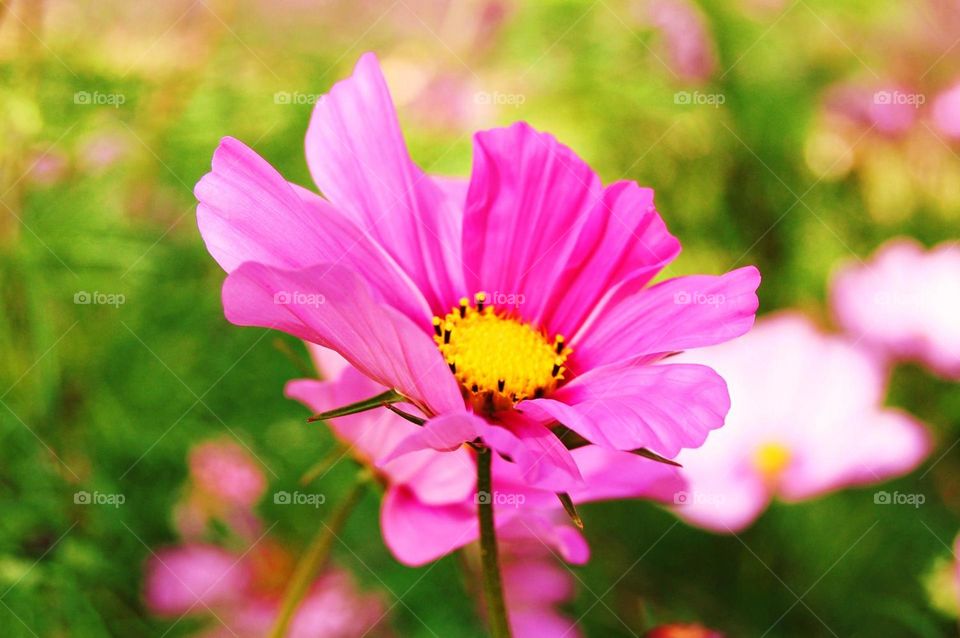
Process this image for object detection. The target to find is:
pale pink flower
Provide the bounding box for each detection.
[831,238,960,379]
[145,541,384,637]
[287,346,685,566]
[932,81,960,140]
[197,53,760,490]
[672,313,930,532]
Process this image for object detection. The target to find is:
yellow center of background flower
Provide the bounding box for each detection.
[753,442,792,480]
[433,292,571,412]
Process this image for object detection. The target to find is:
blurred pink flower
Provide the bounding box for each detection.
[145,541,384,637]
[671,313,930,532]
[823,83,920,137]
[145,544,249,616]
[173,439,267,541]
[196,52,760,489]
[638,0,718,82]
[831,238,960,379]
[499,518,581,637]
[932,81,960,140]
[25,148,69,187]
[77,131,130,173]
[189,439,267,509]
[287,346,685,566]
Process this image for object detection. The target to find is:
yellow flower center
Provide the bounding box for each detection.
[753,442,792,480]
[432,292,571,412]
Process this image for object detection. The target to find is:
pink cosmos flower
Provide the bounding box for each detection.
[831,238,960,379]
[287,345,685,566]
[197,52,760,490]
[144,541,384,637]
[671,313,930,532]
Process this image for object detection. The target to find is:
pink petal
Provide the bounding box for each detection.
[573,266,760,369]
[223,262,463,417]
[286,376,475,506]
[830,238,960,379]
[305,342,352,381]
[462,122,602,326]
[540,181,681,338]
[568,445,686,503]
[672,467,771,533]
[522,363,730,456]
[305,52,465,313]
[195,136,430,323]
[380,487,477,566]
[498,512,591,565]
[779,408,932,501]
[144,544,249,615]
[381,412,582,491]
[510,609,582,638]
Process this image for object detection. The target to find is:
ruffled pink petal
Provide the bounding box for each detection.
[462,122,602,326]
[195,136,430,323]
[223,262,463,417]
[381,412,582,491]
[568,445,686,503]
[540,181,681,338]
[305,52,464,313]
[573,266,760,370]
[380,486,477,566]
[522,363,730,456]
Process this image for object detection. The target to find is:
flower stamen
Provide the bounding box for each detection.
[432,292,572,412]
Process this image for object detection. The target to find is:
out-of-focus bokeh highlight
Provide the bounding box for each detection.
[2,0,959,636]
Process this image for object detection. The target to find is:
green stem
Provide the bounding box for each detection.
[268,476,367,638]
[477,446,512,638]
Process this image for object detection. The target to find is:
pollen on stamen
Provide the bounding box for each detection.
[431,292,573,412]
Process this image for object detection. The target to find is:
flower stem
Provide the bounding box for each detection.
[268,475,367,638]
[477,446,512,638]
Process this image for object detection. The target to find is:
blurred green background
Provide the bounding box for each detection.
[2,0,960,635]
